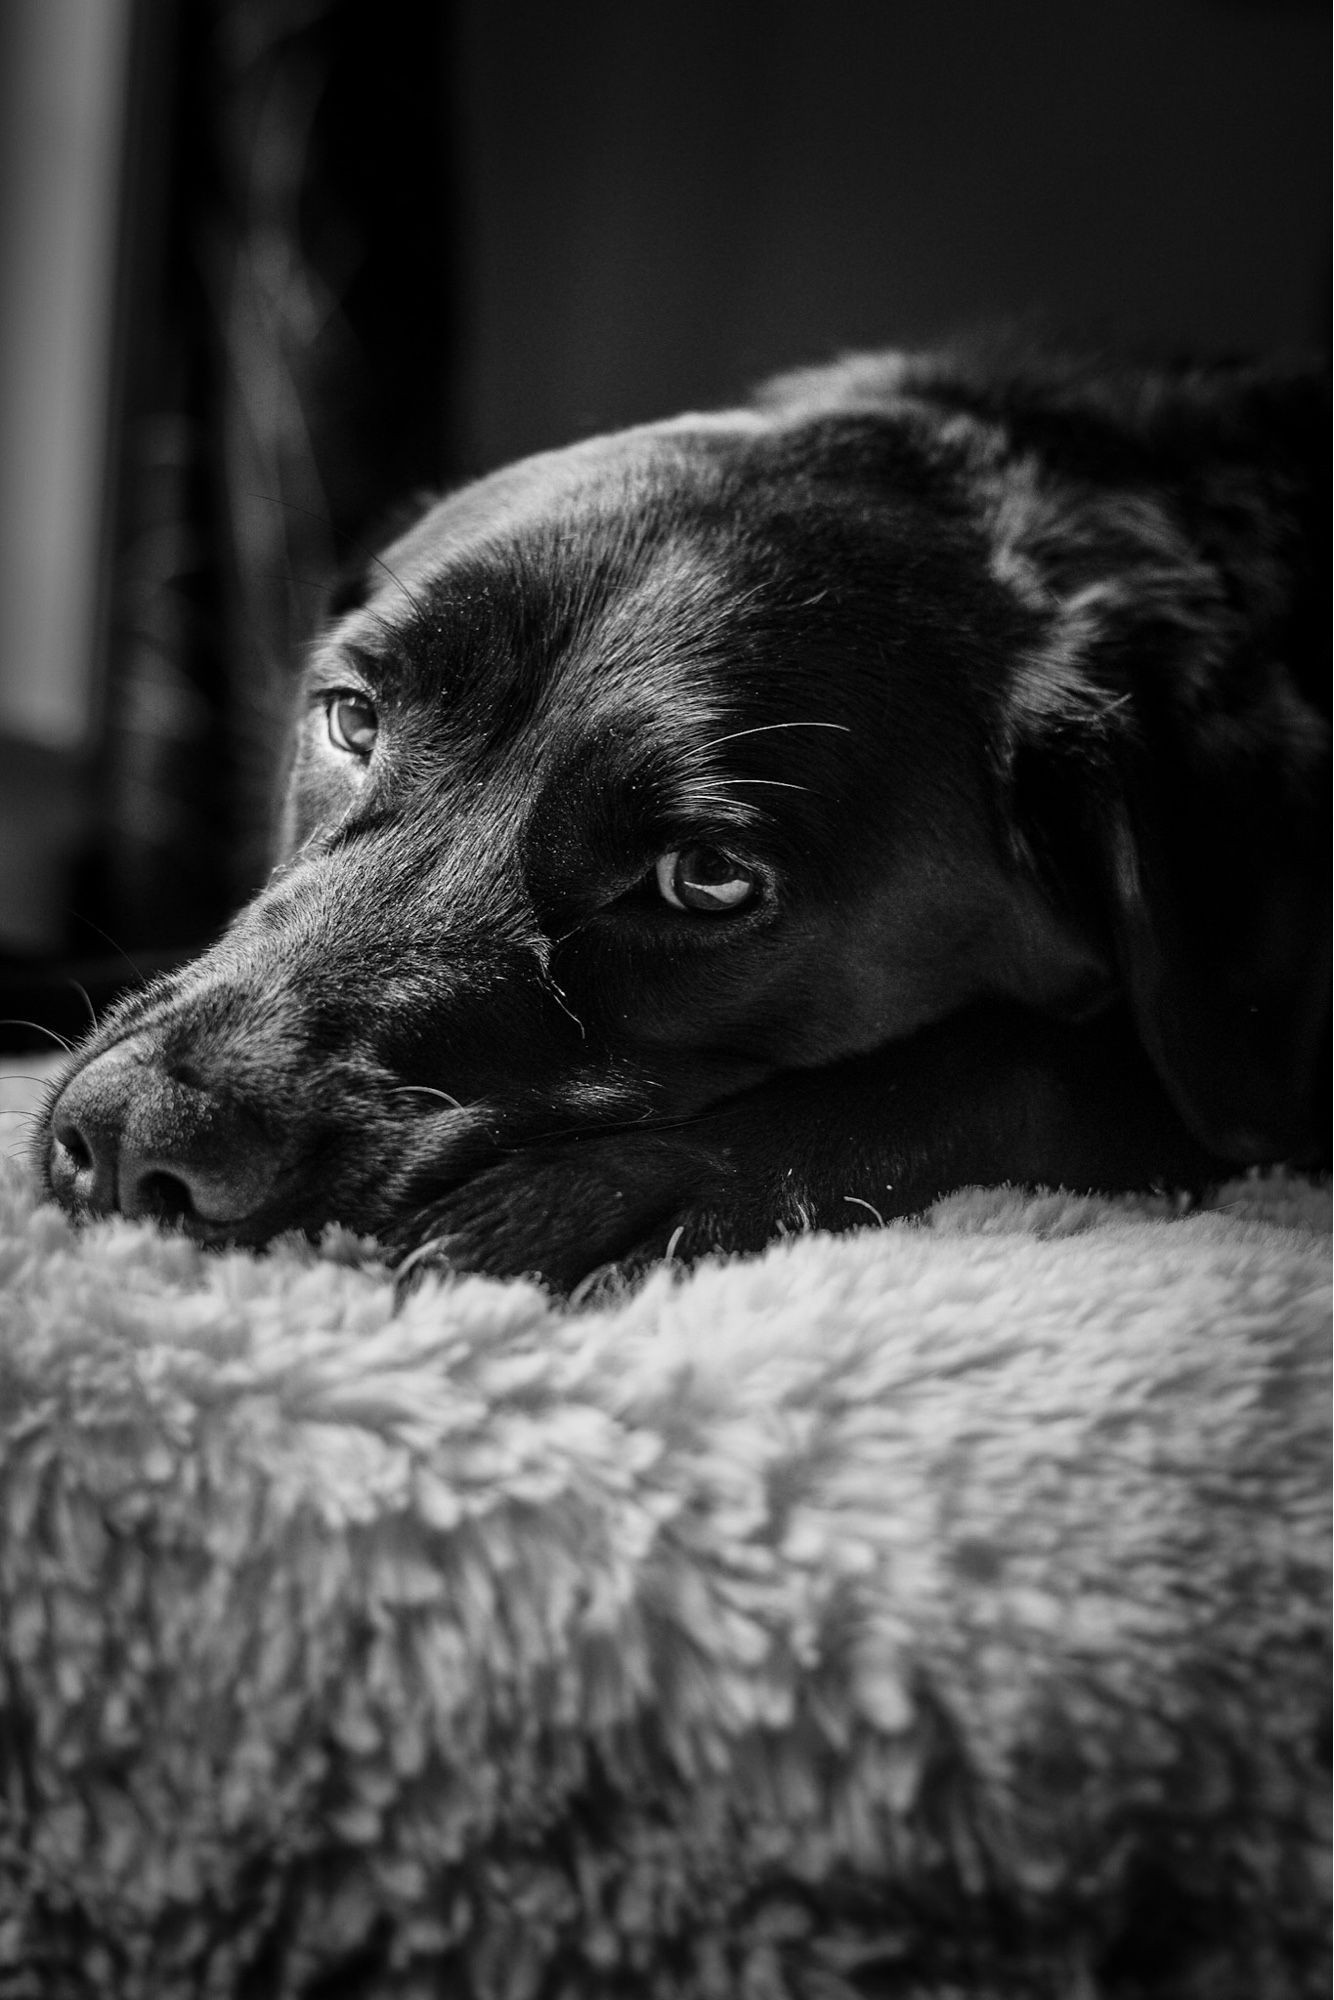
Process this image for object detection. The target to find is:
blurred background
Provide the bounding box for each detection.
[0,0,1327,1051]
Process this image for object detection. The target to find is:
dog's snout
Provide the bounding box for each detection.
[48,1041,280,1232]
[49,1074,121,1216]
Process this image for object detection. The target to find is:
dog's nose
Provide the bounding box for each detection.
[47,1040,279,1230]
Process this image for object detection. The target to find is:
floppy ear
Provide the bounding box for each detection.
[1016,588,1329,1163]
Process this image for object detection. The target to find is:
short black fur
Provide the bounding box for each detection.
[38,341,1330,1291]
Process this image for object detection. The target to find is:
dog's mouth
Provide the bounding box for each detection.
[37,1006,681,1266]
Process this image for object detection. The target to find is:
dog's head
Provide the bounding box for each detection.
[37,352,1327,1266]
[38,400,1108,1250]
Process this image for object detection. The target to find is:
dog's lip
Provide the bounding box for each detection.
[225,1103,505,1248]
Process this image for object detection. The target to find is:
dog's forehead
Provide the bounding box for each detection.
[325,417,779,721]
[379,414,764,593]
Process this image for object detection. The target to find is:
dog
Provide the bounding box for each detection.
[38,339,1329,1292]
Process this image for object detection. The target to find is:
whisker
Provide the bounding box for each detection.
[66,912,145,986]
[695,720,852,754]
[257,567,354,597]
[246,491,432,624]
[2,1106,43,1143]
[368,552,431,625]
[392,1084,467,1113]
[394,1236,452,1284]
[542,974,587,1040]
[565,1268,607,1311]
[550,918,594,950]
[0,1020,75,1053]
[843,1194,886,1226]
[715,777,810,794]
[69,978,98,1034]
[673,789,774,816]
[246,489,345,544]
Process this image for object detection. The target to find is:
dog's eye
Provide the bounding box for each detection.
[655,846,757,913]
[324,692,378,758]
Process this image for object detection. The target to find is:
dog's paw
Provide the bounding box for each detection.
[391,1130,745,1293]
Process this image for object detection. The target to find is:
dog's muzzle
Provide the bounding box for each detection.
[46,1036,282,1234]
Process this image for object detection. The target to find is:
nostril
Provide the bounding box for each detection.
[120,1148,279,1230]
[133,1170,198,1226]
[48,1046,281,1234]
[55,1119,93,1174]
[48,1105,118,1212]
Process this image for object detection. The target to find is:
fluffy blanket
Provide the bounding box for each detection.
[0,1072,1329,1999]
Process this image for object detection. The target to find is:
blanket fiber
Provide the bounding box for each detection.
[0,1081,1329,2000]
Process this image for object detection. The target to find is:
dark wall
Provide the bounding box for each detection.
[454,0,1329,471]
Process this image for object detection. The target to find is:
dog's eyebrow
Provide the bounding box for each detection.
[630,715,854,842]
[339,641,386,680]
[304,636,389,686]
[663,772,792,834]
[659,720,848,828]
[308,591,444,681]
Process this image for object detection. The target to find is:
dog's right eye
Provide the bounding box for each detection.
[655,846,757,913]
[324,692,378,759]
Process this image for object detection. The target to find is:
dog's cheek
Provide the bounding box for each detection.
[276,731,359,860]
[592,953,790,1099]
[587,899,964,1077]
[609,947,885,1075]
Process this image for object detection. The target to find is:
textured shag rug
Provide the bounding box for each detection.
[0,1069,1329,2000]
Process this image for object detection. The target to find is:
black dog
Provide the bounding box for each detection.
[40,341,1329,1291]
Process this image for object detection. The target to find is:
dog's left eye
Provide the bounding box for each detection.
[655,846,757,913]
[324,692,378,758]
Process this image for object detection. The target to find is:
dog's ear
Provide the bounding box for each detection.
[1013,588,1329,1163]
